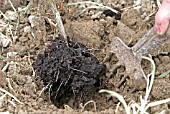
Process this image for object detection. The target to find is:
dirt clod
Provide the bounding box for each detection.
[33,36,106,107]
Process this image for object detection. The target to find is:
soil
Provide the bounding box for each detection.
[0,0,170,114]
[33,36,106,108]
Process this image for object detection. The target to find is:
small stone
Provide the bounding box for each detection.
[23,26,31,33]
[141,14,145,19]
[28,15,41,27]
[0,34,11,47]
[48,104,57,109]
[99,18,107,24]
[121,0,126,5]
[19,37,28,42]
[37,98,44,102]
[144,16,150,22]
[91,11,103,19]
[160,56,170,63]
[5,10,17,21]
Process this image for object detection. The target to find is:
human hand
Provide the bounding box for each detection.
[155,0,170,35]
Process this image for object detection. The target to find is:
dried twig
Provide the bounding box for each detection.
[80,100,97,112]
[8,0,17,12]
[0,87,23,104]
[66,1,119,15]
[50,0,67,44]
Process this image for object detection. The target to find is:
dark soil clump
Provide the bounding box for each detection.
[33,36,106,108]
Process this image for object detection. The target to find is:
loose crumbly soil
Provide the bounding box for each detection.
[0,0,170,114]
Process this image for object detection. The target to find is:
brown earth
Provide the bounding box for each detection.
[0,0,170,114]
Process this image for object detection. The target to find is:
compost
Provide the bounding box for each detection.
[33,36,106,107]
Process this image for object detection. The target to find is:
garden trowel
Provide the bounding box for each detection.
[110,26,170,82]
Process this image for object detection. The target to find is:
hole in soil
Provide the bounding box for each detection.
[33,36,106,108]
[103,8,121,20]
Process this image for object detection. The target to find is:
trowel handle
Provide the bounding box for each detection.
[132,26,170,56]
